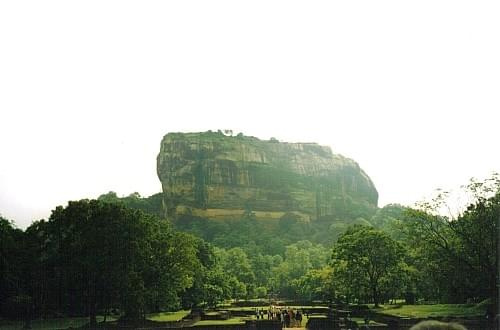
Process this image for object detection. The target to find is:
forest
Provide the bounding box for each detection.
[0,175,498,327]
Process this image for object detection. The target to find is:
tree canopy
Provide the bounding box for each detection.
[15,200,202,325]
[1,174,498,322]
[330,226,404,306]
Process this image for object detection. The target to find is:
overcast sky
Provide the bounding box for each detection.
[1,1,499,228]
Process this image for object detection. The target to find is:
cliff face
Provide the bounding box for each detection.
[157,132,378,221]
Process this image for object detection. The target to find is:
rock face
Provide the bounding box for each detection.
[157,131,378,221]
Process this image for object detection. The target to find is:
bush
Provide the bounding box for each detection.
[255,287,268,299]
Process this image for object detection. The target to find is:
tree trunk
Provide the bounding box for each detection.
[89,288,97,327]
[88,274,97,328]
[372,287,379,307]
[89,302,97,328]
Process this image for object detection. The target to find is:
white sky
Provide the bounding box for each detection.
[1,1,499,229]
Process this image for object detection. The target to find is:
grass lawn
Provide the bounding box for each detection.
[0,316,116,330]
[225,306,259,311]
[0,310,192,330]
[376,304,486,318]
[147,310,190,321]
[194,317,248,326]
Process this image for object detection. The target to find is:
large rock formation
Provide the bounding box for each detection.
[157,131,378,221]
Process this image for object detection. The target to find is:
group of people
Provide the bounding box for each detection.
[255,306,304,328]
[253,307,478,330]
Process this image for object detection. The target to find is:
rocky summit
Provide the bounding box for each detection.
[157,131,378,222]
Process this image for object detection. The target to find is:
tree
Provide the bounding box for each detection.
[33,199,199,325]
[181,239,230,309]
[216,247,258,299]
[43,200,153,324]
[268,240,329,298]
[145,228,199,313]
[369,204,408,240]
[452,192,498,302]
[331,225,404,306]
[252,254,275,289]
[97,191,164,218]
[217,247,255,287]
[295,267,335,301]
[229,277,247,301]
[0,216,27,318]
[402,174,499,307]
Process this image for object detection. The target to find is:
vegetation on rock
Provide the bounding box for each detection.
[157,131,378,221]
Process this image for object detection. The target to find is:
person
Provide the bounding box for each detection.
[296,310,302,326]
[409,320,467,330]
[284,311,290,328]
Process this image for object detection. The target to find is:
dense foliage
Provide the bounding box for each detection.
[401,176,499,306]
[0,201,206,325]
[0,175,498,323]
[0,217,26,318]
[98,181,499,309]
[330,226,405,306]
